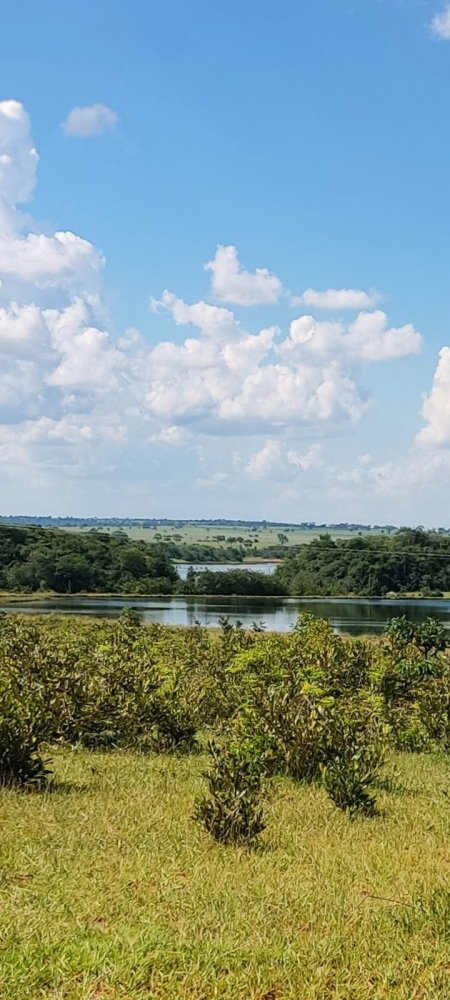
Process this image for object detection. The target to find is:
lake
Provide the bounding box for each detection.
[2,595,450,634]
[175,562,279,578]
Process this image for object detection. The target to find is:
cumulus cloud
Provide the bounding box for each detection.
[0,231,103,289]
[416,347,450,447]
[431,4,450,39]
[63,103,118,137]
[246,439,322,480]
[0,100,38,206]
[205,244,283,305]
[293,287,379,310]
[147,290,368,431]
[0,99,432,516]
[281,310,422,362]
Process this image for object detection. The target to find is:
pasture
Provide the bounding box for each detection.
[1,750,449,999]
[1,611,450,998]
[65,523,380,551]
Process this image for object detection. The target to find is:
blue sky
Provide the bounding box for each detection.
[1,0,450,523]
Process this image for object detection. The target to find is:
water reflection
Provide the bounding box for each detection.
[2,595,450,635]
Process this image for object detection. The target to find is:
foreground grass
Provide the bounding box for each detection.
[1,751,450,1000]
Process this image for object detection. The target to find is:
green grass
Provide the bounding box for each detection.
[65,525,380,550]
[1,749,450,999]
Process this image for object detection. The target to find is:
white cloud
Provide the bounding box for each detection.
[431,4,450,39]
[63,104,118,138]
[245,439,322,480]
[293,287,379,310]
[281,310,422,362]
[416,346,450,447]
[155,425,192,447]
[45,299,125,389]
[287,443,322,472]
[245,439,282,478]
[151,289,241,341]
[0,99,435,519]
[205,244,283,305]
[0,100,38,206]
[0,231,103,289]
[346,311,422,361]
[147,291,368,431]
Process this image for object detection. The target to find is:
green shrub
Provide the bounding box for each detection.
[243,677,333,782]
[321,756,377,817]
[385,702,431,752]
[321,695,387,817]
[417,675,450,752]
[194,740,267,846]
[0,617,52,787]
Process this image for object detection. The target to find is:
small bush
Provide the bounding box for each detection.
[321,696,387,817]
[194,740,267,846]
[321,756,377,817]
[0,717,50,788]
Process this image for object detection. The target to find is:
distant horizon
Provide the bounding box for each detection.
[0,513,440,531]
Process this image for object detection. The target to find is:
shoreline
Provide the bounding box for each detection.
[0,590,449,604]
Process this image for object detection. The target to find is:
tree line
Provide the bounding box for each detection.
[275,529,450,597]
[1,525,450,597]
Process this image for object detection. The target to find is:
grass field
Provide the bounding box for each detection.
[66,525,382,550]
[1,749,450,1000]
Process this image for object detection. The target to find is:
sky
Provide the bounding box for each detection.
[1,0,450,524]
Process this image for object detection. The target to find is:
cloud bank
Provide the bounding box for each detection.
[0,100,445,519]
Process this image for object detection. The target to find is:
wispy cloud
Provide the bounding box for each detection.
[292,288,380,310]
[431,4,450,39]
[62,103,118,138]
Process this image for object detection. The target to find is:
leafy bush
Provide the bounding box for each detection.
[321,695,387,817]
[417,675,450,752]
[321,756,377,817]
[194,740,267,846]
[241,677,333,782]
[384,615,447,658]
[384,702,431,752]
[0,617,52,787]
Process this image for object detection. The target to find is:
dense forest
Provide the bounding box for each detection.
[1,524,450,597]
[275,529,450,597]
[0,525,178,594]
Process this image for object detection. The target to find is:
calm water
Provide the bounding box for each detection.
[175,561,279,579]
[2,595,450,634]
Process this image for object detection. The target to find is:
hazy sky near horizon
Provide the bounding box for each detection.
[2,0,450,524]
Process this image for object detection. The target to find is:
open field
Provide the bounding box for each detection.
[65,524,383,550]
[3,612,450,998]
[1,749,450,1000]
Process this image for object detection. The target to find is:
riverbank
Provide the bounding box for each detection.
[1,589,449,602]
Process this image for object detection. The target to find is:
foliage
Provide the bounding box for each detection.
[276,528,450,596]
[194,739,267,845]
[320,696,387,817]
[0,607,449,810]
[0,523,177,594]
[179,567,286,596]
